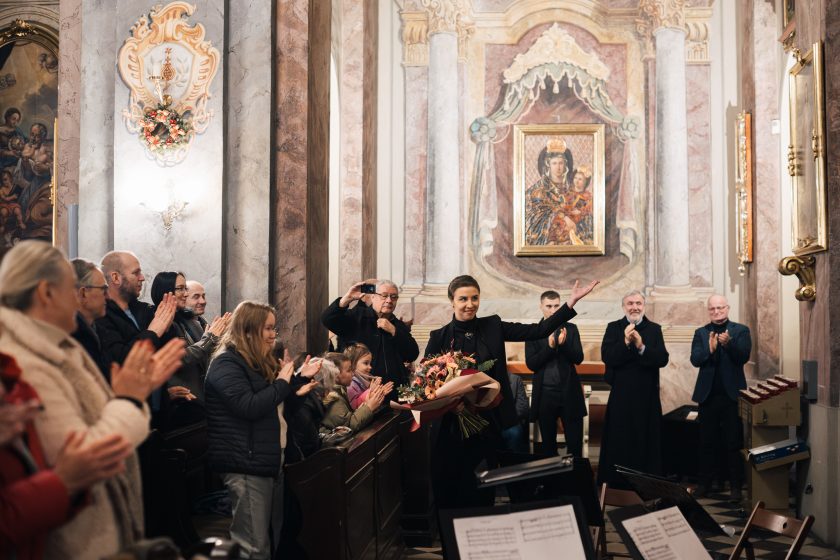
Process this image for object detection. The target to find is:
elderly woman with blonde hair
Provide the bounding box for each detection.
[0,240,185,559]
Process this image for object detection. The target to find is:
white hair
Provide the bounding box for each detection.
[0,241,70,310]
[622,289,646,304]
[376,279,398,292]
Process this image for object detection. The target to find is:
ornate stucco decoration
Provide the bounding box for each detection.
[685,19,709,64]
[636,0,687,59]
[401,11,429,66]
[117,2,220,166]
[503,24,611,85]
[418,0,474,61]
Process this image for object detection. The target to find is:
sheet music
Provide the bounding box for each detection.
[621,506,711,560]
[452,504,586,560]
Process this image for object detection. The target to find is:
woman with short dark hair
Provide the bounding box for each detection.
[424,274,598,509]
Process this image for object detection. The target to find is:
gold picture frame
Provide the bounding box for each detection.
[787,41,827,256]
[513,123,606,256]
[0,19,59,251]
[735,111,753,274]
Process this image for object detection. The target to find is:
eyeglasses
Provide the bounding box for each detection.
[82,284,109,295]
[375,293,399,301]
[708,306,729,312]
[174,286,188,293]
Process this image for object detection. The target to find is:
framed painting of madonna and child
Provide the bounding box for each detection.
[513,123,605,256]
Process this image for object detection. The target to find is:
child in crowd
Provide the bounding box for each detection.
[322,348,390,432]
[345,343,375,409]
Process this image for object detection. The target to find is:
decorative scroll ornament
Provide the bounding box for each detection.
[117,2,220,166]
[504,24,610,85]
[420,0,471,35]
[636,0,687,58]
[778,255,816,301]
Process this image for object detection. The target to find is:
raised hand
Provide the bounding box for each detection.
[295,380,318,397]
[207,312,232,337]
[709,332,719,353]
[53,432,133,495]
[298,356,322,379]
[0,399,41,446]
[340,278,377,308]
[148,293,177,337]
[566,279,600,308]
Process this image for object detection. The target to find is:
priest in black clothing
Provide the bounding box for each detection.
[425,275,598,509]
[690,294,751,501]
[525,290,586,457]
[598,290,669,488]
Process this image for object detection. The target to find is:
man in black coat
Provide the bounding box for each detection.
[690,294,751,501]
[598,290,669,489]
[96,251,175,366]
[526,290,586,457]
[321,280,419,396]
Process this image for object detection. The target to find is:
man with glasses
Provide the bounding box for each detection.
[690,294,751,502]
[96,251,176,366]
[321,280,419,399]
[71,258,111,379]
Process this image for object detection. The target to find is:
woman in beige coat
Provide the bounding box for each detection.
[0,241,184,559]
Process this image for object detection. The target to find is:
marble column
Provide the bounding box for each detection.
[224,0,272,308]
[273,0,331,352]
[422,0,467,288]
[653,27,691,289]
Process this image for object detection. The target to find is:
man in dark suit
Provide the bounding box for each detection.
[690,294,751,501]
[526,290,586,457]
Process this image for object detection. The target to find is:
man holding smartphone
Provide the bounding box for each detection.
[321,280,419,400]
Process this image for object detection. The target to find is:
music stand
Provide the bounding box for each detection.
[477,455,602,529]
[615,465,725,536]
[439,498,597,560]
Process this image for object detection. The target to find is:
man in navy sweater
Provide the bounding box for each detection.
[690,294,751,501]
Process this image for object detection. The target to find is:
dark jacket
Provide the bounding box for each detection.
[508,373,529,422]
[95,299,161,366]
[525,321,586,422]
[424,304,577,431]
[205,349,291,476]
[165,312,219,401]
[284,387,326,464]
[690,321,751,403]
[72,313,110,381]
[321,298,419,389]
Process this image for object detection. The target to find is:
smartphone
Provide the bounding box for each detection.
[360,283,376,294]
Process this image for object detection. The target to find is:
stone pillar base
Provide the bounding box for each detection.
[649,284,699,302]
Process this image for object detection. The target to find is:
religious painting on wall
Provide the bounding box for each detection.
[513,123,605,256]
[0,19,58,252]
[787,41,827,256]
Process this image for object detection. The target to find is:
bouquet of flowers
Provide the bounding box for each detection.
[391,351,501,439]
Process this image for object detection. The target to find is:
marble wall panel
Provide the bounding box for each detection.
[56,0,82,251]
[112,0,224,316]
[77,0,116,259]
[751,0,781,378]
[402,65,428,287]
[685,65,712,287]
[337,0,364,289]
[224,0,272,309]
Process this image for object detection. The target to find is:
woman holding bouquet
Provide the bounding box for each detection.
[425,275,598,509]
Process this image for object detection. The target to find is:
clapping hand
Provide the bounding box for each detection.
[111,338,186,402]
[718,331,731,347]
[54,432,133,495]
[556,327,567,346]
[624,323,642,349]
[295,380,319,397]
[206,312,232,337]
[148,293,177,337]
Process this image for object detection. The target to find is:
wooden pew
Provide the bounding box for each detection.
[284,411,405,560]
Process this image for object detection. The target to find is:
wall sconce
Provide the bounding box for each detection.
[159,200,188,231]
[778,255,816,301]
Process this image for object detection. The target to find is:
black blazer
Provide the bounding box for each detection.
[425,304,576,430]
[525,321,586,422]
[96,298,161,366]
[690,321,751,403]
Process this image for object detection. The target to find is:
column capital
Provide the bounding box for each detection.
[421,0,471,35]
[635,0,686,58]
